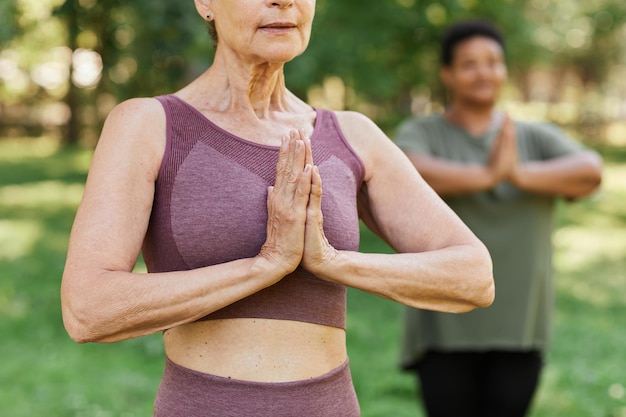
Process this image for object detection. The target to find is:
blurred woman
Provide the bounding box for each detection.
[396,19,602,417]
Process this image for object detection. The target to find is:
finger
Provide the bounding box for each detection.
[299,128,314,167]
[297,164,313,199]
[501,114,515,139]
[308,165,323,212]
[274,135,290,190]
[278,134,303,192]
[290,131,306,180]
[285,133,297,178]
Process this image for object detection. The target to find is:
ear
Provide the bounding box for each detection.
[194,0,213,20]
[440,66,453,89]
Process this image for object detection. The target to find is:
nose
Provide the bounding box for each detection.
[476,64,495,79]
[268,0,294,8]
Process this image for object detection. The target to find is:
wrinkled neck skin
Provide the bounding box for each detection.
[179,46,305,120]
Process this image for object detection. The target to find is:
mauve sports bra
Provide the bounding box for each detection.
[141,95,365,329]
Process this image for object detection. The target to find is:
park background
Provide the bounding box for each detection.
[1,0,625,416]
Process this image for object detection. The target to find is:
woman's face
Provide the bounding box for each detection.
[441,36,507,107]
[198,0,316,64]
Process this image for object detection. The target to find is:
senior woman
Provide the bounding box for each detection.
[61,0,494,415]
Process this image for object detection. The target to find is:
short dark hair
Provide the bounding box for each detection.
[440,19,505,67]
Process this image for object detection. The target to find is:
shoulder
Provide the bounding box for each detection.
[332,110,378,131]
[396,114,445,136]
[393,114,447,155]
[100,97,166,150]
[93,97,167,178]
[104,97,165,132]
[514,119,569,139]
[514,119,585,158]
[331,110,392,153]
[397,113,443,128]
[330,110,409,182]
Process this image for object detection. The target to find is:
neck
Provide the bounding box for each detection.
[445,100,497,136]
[183,48,299,119]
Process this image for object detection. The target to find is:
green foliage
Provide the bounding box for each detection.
[52,0,211,99]
[289,0,543,127]
[525,0,626,84]
[2,1,626,141]
[0,0,19,44]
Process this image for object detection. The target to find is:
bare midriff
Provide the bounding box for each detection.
[163,318,347,382]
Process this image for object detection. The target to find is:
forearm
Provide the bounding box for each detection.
[314,244,495,313]
[61,256,284,343]
[513,151,602,198]
[407,154,496,196]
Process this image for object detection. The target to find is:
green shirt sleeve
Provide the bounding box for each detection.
[523,122,584,160]
[393,117,434,156]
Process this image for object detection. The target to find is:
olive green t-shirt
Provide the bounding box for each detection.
[395,113,583,368]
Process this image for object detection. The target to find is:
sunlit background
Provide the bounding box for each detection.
[2,0,626,143]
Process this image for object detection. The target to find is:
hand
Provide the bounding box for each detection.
[301,134,338,276]
[259,130,312,275]
[487,113,518,185]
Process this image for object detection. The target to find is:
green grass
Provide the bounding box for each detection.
[1,137,624,416]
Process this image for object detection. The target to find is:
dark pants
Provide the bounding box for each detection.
[414,350,543,417]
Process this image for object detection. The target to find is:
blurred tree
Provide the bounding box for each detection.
[1,0,626,144]
[526,0,626,86]
[53,0,210,144]
[289,0,543,130]
[0,0,19,44]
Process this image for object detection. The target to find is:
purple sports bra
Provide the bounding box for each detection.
[141,95,365,329]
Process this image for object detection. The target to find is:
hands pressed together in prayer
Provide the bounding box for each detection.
[487,114,520,187]
[260,129,336,278]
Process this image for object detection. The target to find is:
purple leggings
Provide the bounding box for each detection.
[153,356,360,417]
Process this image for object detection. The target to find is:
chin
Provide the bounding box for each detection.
[462,94,498,108]
[252,43,307,64]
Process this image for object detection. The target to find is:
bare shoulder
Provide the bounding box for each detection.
[332,110,404,181]
[102,97,165,143]
[93,97,166,179]
[333,110,384,142]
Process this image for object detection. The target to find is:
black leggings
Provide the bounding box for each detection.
[414,350,543,417]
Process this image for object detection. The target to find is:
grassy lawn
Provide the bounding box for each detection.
[0,137,624,416]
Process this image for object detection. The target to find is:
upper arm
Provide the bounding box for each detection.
[335,111,479,253]
[65,98,166,276]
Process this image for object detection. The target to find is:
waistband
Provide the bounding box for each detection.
[154,356,360,417]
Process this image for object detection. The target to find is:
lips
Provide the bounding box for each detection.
[259,22,297,29]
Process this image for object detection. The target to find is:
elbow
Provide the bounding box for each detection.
[581,151,604,192]
[455,278,494,313]
[62,301,101,344]
[474,246,495,308]
[63,314,96,344]
[584,152,603,191]
[61,288,111,343]
[459,245,495,312]
[61,280,96,343]
[472,272,495,309]
[564,166,603,200]
[61,269,120,343]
